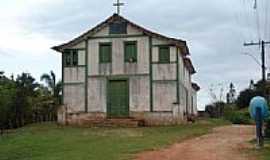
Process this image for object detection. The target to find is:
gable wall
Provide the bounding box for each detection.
[92,24,143,37]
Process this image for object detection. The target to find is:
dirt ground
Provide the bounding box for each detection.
[135,125,257,160]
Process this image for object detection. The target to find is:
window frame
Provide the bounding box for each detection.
[72,50,78,66]
[109,21,127,35]
[64,50,78,67]
[99,42,112,63]
[124,41,137,63]
[158,46,170,63]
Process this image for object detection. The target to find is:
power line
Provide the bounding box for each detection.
[243,52,262,67]
[232,1,248,41]
[255,7,261,41]
[264,0,270,40]
[243,0,255,40]
[244,41,270,82]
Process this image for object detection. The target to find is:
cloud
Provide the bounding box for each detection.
[1,0,269,110]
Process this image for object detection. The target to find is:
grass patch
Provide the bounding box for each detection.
[0,119,229,160]
[253,139,270,160]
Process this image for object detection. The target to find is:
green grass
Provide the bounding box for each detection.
[257,139,270,160]
[0,119,229,160]
[249,138,270,160]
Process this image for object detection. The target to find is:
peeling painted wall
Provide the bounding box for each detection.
[152,64,177,80]
[64,67,85,83]
[88,36,149,76]
[129,76,150,112]
[191,89,198,115]
[64,84,85,112]
[78,50,85,66]
[88,77,107,112]
[153,82,177,111]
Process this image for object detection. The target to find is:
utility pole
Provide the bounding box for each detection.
[244,40,270,82]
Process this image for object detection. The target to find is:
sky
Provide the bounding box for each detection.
[0,0,270,110]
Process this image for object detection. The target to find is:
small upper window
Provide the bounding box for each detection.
[65,51,72,66]
[99,43,112,63]
[109,21,127,34]
[72,50,78,66]
[64,50,78,67]
[159,46,170,63]
[124,41,137,63]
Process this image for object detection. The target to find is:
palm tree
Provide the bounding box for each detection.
[41,71,56,95]
[40,71,62,104]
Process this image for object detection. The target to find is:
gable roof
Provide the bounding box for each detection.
[183,57,196,74]
[52,14,189,55]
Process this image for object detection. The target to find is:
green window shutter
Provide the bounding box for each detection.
[64,51,72,66]
[159,46,170,63]
[124,41,137,62]
[99,43,112,63]
[72,50,78,66]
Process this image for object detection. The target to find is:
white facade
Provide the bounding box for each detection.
[54,14,199,125]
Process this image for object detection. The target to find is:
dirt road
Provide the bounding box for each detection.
[135,125,256,160]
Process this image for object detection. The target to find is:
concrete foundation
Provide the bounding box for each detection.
[58,106,185,127]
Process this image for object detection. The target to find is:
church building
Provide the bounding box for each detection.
[52,5,200,126]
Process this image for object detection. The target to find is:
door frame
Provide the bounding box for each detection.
[106,78,130,118]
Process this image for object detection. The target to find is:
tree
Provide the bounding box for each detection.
[209,83,225,103]
[235,80,269,109]
[14,73,39,127]
[249,80,255,90]
[30,91,55,122]
[0,75,16,132]
[0,71,60,132]
[41,71,56,94]
[0,71,4,78]
[236,89,262,109]
[205,101,225,118]
[41,71,62,104]
[226,83,236,104]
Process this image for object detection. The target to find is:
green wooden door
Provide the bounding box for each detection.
[107,80,129,118]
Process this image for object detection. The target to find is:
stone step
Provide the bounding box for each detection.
[80,118,145,127]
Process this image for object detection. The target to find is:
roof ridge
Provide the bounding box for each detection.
[52,14,189,56]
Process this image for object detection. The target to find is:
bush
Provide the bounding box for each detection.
[236,89,263,109]
[205,101,225,118]
[224,108,252,125]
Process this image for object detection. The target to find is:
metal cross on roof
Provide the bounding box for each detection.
[113,0,124,15]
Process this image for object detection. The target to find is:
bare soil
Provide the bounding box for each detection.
[135,125,257,160]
